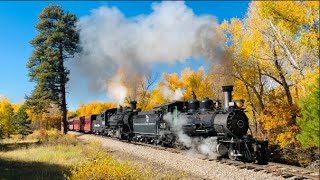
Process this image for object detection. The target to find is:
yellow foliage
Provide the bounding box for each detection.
[25,104,62,130]
[0,96,14,137]
[163,72,184,90]
[11,102,24,113]
[77,101,116,116]
[221,1,319,153]
[143,65,232,110]
[259,96,300,148]
[67,111,78,118]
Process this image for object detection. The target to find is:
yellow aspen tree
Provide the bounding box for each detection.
[0,97,15,137]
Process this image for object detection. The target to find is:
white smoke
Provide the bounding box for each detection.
[173,88,184,101]
[163,112,219,159]
[106,73,127,105]
[161,86,184,101]
[71,1,224,101]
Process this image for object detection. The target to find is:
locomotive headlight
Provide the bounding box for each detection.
[228,102,235,107]
[236,100,244,108]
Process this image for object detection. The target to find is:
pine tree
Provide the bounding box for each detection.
[26,4,79,134]
[13,104,32,137]
[296,78,320,149]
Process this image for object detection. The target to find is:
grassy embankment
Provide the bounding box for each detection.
[0,130,177,180]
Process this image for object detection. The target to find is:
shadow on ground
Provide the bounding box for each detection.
[0,158,69,180]
[0,142,41,152]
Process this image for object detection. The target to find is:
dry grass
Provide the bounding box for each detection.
[0,144,85,166]
[68,141,155,180]
[0,129,179,180]
[0,134,38,144]
[0,130,85,179]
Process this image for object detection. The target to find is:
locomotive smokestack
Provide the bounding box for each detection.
[130,101,137,110]
[117,105,123,114]
[222,86,233,109]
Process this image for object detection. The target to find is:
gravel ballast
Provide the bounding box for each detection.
[75,133,284,180]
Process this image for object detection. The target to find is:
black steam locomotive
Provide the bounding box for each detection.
[72,86,269,164]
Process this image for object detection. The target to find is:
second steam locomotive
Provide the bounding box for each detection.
[68,86,269,164]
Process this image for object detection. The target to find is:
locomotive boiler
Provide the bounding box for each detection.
[178,86,268,164]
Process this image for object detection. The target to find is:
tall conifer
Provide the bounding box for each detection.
[27,4,79,134]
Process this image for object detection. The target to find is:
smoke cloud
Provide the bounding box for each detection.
[106,73,128,105]
[161,86,184,101]
[163,112,220,159]
[71,1,224,102]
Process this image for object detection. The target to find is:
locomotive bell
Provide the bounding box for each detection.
[222,85,233,109]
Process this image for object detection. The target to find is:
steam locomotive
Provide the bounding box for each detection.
[68,86,269,164]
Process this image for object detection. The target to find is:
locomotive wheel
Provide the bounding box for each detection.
[228,149,237,161]
[216,143,228,157]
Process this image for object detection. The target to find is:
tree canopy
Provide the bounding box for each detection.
[296,78,320,149]
[26,4,79,134]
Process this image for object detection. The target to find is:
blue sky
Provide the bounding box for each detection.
[0,1,249,110]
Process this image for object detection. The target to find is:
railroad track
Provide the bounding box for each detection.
[117,137,319,179]
[76,132,320,180]
[209,159,319,180]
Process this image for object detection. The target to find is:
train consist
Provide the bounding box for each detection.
[68,86,269,164]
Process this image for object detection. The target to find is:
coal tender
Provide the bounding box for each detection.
[131,101,185,146]
[180,86,269,164]
[92,108,117,135]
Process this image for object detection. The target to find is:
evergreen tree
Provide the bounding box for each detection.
[13,104,32,137]
[26,4,79,134]
[296,78,320,149]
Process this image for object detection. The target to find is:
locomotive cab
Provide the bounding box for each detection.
[107,101,138,140]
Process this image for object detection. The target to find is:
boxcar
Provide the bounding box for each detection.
[73,117,81,131]
[80,116,85,132]
[67,118,74,131]
[84,114,97,133]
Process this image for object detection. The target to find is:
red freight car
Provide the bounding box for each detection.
[84,114,97,133]
[74,116,85,132]
[67,118,74,131]
[73,117,80,131]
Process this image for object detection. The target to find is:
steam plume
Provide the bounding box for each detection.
[161,86,184,101]
[163,112,220,159]
[71,1,224,102]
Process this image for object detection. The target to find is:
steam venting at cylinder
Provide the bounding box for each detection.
[222,86,233,109]
[130,101,137,110]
